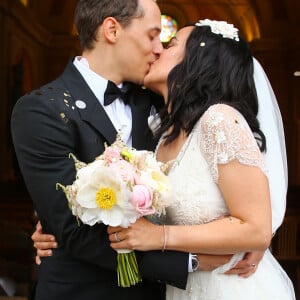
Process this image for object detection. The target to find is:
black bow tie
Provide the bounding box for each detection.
[103,81,131,106]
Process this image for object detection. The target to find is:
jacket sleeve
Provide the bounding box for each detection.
[138,250,189,289]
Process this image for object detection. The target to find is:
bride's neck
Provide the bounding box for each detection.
[157,129,187,163]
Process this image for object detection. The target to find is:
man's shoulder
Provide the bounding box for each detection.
[17,76,72,107]
[20,60,74,101]
[13,78,75,119]
[25,77,67,98]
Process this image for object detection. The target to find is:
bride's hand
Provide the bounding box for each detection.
[107,217,163,251]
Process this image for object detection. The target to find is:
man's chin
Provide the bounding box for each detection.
[135,76,145,87]
[131,70,150,86]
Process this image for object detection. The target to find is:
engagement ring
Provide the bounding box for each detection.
[114,232,120,242]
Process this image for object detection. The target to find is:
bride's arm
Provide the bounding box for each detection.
[162,160,272,254]
[108,159,272,254]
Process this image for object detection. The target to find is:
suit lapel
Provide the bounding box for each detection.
[61,60,118,145]
[60,61,157,149]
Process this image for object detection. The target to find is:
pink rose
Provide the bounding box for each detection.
[131,184,155,216]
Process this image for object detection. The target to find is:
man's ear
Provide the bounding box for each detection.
[101,17,121,43]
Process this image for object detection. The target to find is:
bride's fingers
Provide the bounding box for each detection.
[108,232,136,250]
[110,238,134,251]
[111,232,119,243]
[108,231,124,243]
[107,226,122,234]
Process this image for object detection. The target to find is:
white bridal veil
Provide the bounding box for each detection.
[253,58,288,233]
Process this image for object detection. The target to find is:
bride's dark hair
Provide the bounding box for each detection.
[157,25,266,151]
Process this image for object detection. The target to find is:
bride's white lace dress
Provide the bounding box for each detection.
[161,104,295,300]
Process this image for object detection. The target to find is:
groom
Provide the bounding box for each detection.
[11,0,190,299]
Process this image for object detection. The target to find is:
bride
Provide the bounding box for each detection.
[108,20,296,299]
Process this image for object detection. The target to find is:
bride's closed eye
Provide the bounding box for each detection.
[164,42,173,49]
[165,37,178,49]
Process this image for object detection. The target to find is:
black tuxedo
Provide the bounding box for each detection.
[11,60,188,300]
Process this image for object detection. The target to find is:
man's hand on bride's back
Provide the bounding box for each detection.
[197,254,233,271]
[31,221,57,264]
[224,251,264,278]
[197,251,263,278]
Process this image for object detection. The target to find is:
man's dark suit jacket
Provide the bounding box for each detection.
[11,60,188,300]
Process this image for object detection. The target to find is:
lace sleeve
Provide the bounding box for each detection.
[199,104,267,182]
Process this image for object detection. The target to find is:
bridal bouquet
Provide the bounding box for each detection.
[56,135,172,287]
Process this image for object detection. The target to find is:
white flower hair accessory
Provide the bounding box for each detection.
[195,19,239,41]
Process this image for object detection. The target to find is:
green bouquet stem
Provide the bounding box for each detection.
[117,251,142,287]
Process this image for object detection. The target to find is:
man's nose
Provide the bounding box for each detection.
[153,39,163,55]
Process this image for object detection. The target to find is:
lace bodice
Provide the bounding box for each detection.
[160,104,266,225]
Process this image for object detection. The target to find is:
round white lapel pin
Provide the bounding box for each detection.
[75,100,86,109]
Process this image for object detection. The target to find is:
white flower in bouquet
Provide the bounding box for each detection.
[74,165,138,227]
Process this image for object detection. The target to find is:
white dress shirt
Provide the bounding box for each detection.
[73,56,132,146]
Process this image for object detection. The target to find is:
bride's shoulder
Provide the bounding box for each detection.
[199,103,247,133]
[203,103,240,119]
[201,103,244,124]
